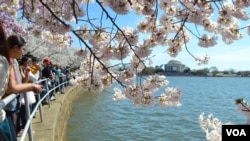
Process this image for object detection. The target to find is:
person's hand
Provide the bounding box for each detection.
[32,84,43,94]
[25,66,31,73]
[35,63,41,69]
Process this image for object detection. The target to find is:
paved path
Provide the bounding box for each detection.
[18,86,82,141]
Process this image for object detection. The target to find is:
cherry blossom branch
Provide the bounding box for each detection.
[72,0,78,24]
[39,0,68,27]
[96,0,145,66]
[39,0,126,87]
[174,0,198,40]
[73,30,126,87]
[184,25,201,39]
[86,0,98,29]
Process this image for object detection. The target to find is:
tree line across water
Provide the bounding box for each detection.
[140,66,250,77]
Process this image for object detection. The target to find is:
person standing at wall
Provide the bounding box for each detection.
[41,58,56,103]
[0,23,13,141]
[17,54,39,136]
[3,35,42,141]
[30,56,41,116]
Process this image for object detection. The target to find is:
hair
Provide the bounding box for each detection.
[32,56,39,62]
[0,24,5,44]
[0,23,7,58]
[6,35,26,49]
[19,55,30,66]
[19,52,34,65]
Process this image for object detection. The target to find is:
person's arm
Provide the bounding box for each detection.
[4,66,42,96]
[19,66,26,80]
[20,66,30,83]
[35,63,41,70]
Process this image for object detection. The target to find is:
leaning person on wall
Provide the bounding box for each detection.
[0,23,14,141]
[17,53,39,136]
[41,58,56,103]
[3,35,43,141]
[0,28,42,140]
[0,56,12,140]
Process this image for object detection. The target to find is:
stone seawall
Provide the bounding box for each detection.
[26,86,82,141]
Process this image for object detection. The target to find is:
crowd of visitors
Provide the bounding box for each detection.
[0,24,73,141]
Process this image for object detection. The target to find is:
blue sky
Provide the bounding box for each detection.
[71,2,250,71]
[150,33,250,71]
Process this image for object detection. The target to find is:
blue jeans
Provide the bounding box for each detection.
[41,80,53,104]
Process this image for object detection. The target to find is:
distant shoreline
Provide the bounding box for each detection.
[141,72,250,77]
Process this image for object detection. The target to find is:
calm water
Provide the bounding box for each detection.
[66,76,250,141]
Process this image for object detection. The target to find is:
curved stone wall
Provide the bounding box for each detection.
[28,86,83,141]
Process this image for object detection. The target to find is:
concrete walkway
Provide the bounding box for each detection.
[19,86,82,141]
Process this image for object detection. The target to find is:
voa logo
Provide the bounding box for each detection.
[226,129,246,136]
